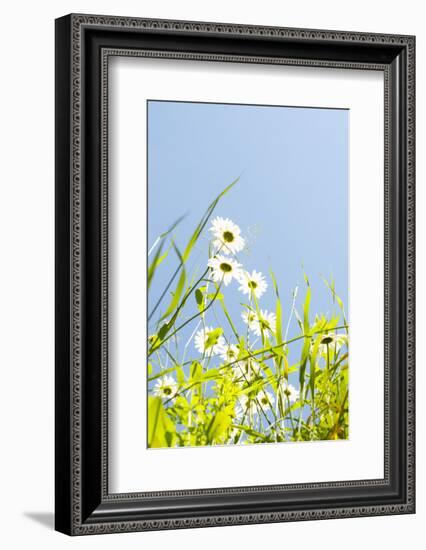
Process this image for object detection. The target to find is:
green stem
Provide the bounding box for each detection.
[149,279,221,355]
[148,263,182,322]
[326,388,349,439]
[286,395,296,436]
[218,325,349,370]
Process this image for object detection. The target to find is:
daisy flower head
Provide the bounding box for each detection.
[255,310,277,336]
[209,216,245,255]
[194,326,225,356]
[241,308,257,331]
[238,270,268,299]
[220,344,240,364]
[242,308,276,337]
[279,380,299,403]
[316,332,348,356]
[207,255,242,286]
[234,357,259,382]
[256,389,275,412]
[236,394,258,418]
[152,375,178,400]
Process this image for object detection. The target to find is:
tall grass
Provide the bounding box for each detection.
[147,181,349,448]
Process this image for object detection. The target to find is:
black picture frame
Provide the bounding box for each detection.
[55,13,416,536]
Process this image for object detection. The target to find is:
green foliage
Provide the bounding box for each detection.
[147,180,349,448]
[148,397,176,448]
[207,412,232,444]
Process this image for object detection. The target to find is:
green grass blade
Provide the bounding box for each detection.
[148,365,182,382]
[302,276,311,335]
[321,274,348,326]
[232,424,268,442]
[206,411,231,444]
[182,177,240,262]
[147,396,176,448]
[148,242,170,289]
[148,178,239,321]
[158,243,186,322]
[148,214,186,257]
[270,269,284,373]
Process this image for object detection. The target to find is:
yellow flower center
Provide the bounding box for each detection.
[223,231,234,243]
[206,333,220,345]
[220,262,232,273]
[321,336,333,345]
[248,280,258,289]
[260,319,270,330]
[163,387,172,395]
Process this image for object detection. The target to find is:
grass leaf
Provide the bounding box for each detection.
[147,397,176,448]
[270,269,284,374]
[206,411,231,443]
[158,248,186,322]
[148,240,167,289]
[205,328,223,350]
[182,177,240,263]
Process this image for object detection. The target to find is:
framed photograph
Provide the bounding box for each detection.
[55,14,415,535]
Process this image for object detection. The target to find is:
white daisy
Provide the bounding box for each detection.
[279,380,299,403]
[256,389,275,412]
[208,255,242,286]
[316,332,348,356]
[152,375,178,400]
[236,394,258,417]
[238,270,268,299]
[234,357,259,381]
[209,216,245,255]
[241,309,257,331]
[219,344,240,364]
[242,309,276,337]
[194,326,225,356]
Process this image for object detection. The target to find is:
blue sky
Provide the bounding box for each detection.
[147,100,348,363]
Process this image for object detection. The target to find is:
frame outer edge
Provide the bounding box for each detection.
[405,35,415,513]
[70,13,84,536]
[60,13,416,535]
[55,14,73,536]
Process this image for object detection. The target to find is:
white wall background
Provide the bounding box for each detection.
[0,0,423,548]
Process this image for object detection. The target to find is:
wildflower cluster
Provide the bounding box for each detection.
[147,183,349,448]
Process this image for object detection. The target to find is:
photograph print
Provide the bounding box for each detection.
[147,100,349,449]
